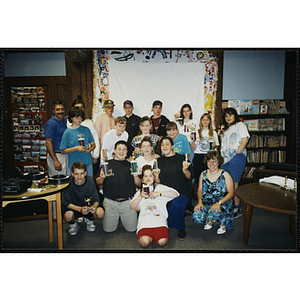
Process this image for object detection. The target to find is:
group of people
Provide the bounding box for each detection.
[44,96,249,247]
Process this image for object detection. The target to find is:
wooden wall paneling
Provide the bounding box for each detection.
[85,52,93,119]
[210,50,224,131]
[65,51,93,118]
[283,51,297,164]
[3,83,14,174]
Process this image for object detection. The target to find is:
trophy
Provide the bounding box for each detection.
[280,176,288,190]
[191,131,196,141]
[101,159,114,177]
[153,159,158,169]
[290,178,297,193]
[78,134,85,147]
[130,160,140,174]
[85,197,94,212]
[218,125,225,137]
[142,181,150,198]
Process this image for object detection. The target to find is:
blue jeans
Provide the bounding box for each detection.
[167,194,190,230]
[222,153,246,183]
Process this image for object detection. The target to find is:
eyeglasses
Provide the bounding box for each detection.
[207,159,218,164]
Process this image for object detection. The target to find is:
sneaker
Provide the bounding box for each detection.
[68,221,79,236]
[178,229,187,240]
[234,207,243,219]
[217,225,226,235]
[204,221,213,230]
[85,218,96,232]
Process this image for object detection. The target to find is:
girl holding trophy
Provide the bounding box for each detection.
[130,165,179,247]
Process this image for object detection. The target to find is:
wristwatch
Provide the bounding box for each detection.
[218,201,222,205]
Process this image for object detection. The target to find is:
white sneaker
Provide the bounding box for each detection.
[85,218,96,232]
[217,225,226,235]
[204,221,213,230]
[68,221,80,236]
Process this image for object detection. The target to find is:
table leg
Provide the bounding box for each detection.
[243,202,253,245]
[56,192,63,250]
[48,201,53,243]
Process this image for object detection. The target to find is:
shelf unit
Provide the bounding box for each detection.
[10,86,48,173]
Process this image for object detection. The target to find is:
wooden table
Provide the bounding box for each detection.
[2,183,69,250]
[236,182,297,248]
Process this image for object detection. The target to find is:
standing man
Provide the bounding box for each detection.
[45,100,68,176]
[45,100,68,219]
[123,100,141,157]
[150,100,169,137]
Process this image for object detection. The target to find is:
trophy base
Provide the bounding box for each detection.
[131,172,141,175]
[105,173,114,177]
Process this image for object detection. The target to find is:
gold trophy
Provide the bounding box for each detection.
[290,178,297,193]
[280,176,288,190]
[85,197,94,212]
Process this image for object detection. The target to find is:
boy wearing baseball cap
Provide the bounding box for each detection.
[150,100,169,137]
[123,100,141,157]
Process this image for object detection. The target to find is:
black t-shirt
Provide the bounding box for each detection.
[101,159,136,199]
[158,153,195,200]
[61,176,103,211]
[125,114,141,157]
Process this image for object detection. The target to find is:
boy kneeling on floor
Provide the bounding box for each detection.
[62,161,105,236]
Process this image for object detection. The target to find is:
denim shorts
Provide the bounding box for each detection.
[221,153,246,183]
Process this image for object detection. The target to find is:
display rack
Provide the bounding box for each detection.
[11,86,48,173]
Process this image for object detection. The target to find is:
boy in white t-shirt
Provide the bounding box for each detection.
[101,116,128,163]
[130,165,179,247]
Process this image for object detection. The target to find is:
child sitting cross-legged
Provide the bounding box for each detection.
[130,165,179,247]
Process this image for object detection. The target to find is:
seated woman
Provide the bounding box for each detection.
[191,150,235,234]
[130,165,179,247]
[131,116,160,158]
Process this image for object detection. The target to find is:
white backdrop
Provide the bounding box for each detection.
[109,59,205,123]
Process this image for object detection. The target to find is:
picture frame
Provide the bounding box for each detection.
[259,102,268,114]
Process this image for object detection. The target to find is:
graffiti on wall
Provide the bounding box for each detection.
[92,50,218,123]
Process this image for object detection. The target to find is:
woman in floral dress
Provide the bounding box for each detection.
[192,150,235,234]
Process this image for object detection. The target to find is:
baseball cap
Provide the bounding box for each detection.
[123,100,133,107]
[103,99,115,107]
[152,100,162,108]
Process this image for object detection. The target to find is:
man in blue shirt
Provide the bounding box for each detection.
[166,122,191,160]
[45,100,69,176]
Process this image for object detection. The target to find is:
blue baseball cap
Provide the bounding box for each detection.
[152,100,162,108]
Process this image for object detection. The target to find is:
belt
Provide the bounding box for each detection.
[111,197,131,202]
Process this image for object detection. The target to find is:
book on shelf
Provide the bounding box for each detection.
[239,99,259,115]
[258,118,285,131]
[242,166,257,178]
[228,100,240,114]
[261,99,278,114]
[244,119,259,131]
[247,149,286,163]
[259,118,274,131]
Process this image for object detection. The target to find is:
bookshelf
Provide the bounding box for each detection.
[222,98,295,182]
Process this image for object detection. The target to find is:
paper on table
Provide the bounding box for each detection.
[27,188,44,193]
[259,176,295,190]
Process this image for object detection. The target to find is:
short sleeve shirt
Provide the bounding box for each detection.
[221,122,250,164]
[44,116,67,151]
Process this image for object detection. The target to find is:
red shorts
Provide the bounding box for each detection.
[137,226,170,244]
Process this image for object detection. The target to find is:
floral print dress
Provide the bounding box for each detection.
[191,170,234,231]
